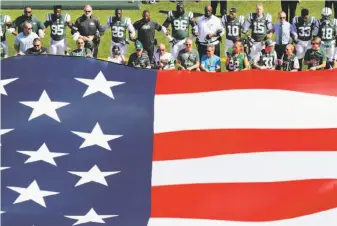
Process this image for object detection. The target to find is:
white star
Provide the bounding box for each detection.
[7,180,59,207]
[19,90,70,122]
[0,128,14,136]
[71,123,122,151]
[0,78,18,95]
[0,210,5,214]
[68,165,120,187]
[65,208,118,225]
[0,128,14,146]
[0,166,10,171]
[17,143,69,166]
[75,71,125,99]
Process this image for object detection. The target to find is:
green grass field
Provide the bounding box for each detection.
[1,0,326,59]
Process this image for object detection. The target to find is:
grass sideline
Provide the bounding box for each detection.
[2,1,325,60]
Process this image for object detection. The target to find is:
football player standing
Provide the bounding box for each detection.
[243,3,273,59]
[291,8,316,71]
[102,8,135,58]
[313,7,337,69]
[222,8,245,56]
[44,5,73,55]
[162,2,198,59]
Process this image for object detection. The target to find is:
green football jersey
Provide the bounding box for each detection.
[222,15,244,40]
[108,16,132,43]
[70,48,92,57]
[282,54,299,71]
[316,18,337,44]
[292,16,315,41]
[248,13,272,42]
[304,48,327,69]
[0,15,10,42]
[256,49,277,68]
[167,11,193,40]
[228,53,246,71]
[46,13,70,41]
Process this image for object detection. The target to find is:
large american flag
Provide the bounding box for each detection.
[1,55,337,226]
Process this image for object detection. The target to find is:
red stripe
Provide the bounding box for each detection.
[151,179,337,221]
[153,129,337,161]
[155,69,337,96]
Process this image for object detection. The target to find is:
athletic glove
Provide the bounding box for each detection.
[7,28,15,34]
[72,32,80,41]
[38,29,45,38]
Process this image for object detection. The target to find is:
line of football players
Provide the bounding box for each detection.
[1,2,337,71]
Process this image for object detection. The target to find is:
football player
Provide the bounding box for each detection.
[313,7,337,68]
[243,3,273,59]
[44,5,72,55]
[222,8,245,55]
[0,14,13,58]
[162,2,198,59]
[291,8,316,71]
[102,8,135,58]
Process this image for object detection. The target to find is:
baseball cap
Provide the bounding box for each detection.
[135,41,143,50]
[265,39,274,47]
[229,8,237,13]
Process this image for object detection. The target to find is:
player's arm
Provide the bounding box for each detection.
[265,14,273,39]
[290,17,299,43]
[9,16,19,36]
[188,12,198,36]
[243,55,250,70]
[162,12,174,41]
[312,19,320,38]
[94,17,104,36]
[154,21,167,36]
[101,16,111,32]
[242,13,252,35]
[127,18,136,40]
[65,14,73,29]
[37,18,47,37]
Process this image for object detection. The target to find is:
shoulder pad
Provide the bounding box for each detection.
[266,13,272,22]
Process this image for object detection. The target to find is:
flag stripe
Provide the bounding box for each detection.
[153,129,337,161]
[151,180,337,221]
[148,207,337,226]
[154,89,337,134]
[155,70,337,95]
[152,152,337,185]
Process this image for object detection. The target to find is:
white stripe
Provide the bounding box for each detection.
[152,151,337,186]
[148,208,337,226]
[154,89,337,134]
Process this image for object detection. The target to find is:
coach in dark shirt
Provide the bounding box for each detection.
[24,38,48,55]
[133,10,167,60]
[72,4,103,58]
[11,6,46,36]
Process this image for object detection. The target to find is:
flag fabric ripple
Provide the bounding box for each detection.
[1,55,337,226]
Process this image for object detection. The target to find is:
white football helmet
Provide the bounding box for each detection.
[321,7,332,17]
